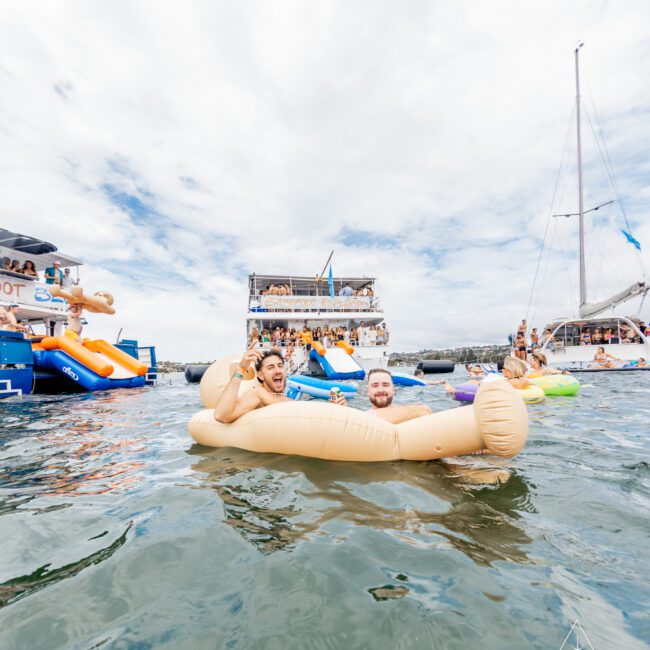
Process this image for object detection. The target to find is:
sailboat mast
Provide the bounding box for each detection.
[575,42,586,307]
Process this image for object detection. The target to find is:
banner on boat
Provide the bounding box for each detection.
[259,295,371,311]
[0,276,67,312]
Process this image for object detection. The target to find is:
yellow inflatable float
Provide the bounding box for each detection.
[188,356,529,462]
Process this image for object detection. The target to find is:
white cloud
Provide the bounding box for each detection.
[1,0,649,360]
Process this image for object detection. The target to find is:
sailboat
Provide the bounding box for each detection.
[537,44,650,371]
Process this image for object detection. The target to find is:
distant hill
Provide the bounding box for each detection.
[160,344,512,372]
[389,344,511,367]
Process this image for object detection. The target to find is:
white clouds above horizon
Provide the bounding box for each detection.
[1,0,649,360]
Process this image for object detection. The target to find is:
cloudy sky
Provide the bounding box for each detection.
[2,1,649,361]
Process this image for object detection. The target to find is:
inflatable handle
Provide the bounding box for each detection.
[48,285,116,315]
[336,340,354,355]
[397,380,528,459]
[312,341,326,356]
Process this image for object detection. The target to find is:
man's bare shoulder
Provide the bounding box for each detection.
[371,404,432,424]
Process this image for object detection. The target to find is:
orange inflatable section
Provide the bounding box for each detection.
[41,336,114,377]
[336,340,354,355]
[84,339,148,376]
[312,341,326,356]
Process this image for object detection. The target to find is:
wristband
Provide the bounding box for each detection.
[232,371,243,379]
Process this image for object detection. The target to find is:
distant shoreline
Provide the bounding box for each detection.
[159,344,511,372]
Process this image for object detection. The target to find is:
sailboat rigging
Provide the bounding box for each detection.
[534,44,649,371]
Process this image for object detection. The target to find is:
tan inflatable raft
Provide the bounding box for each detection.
[188,355,528,461]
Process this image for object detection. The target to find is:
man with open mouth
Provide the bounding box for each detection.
[213,343,290,423]
[213,342,347,423]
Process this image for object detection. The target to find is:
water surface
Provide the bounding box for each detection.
[1,371,648,648]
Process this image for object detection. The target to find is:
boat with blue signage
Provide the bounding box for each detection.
[0,228,157,398]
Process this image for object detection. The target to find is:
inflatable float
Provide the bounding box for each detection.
[453,381,545,404]
[48,284,115,314]
[528,374,580,396]
[286,374,358,400]
[188,356,529,461]
[391,372,427,387]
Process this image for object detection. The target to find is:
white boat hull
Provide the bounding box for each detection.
[543,342,649,370]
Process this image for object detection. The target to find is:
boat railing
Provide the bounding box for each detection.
[248,294,381,313]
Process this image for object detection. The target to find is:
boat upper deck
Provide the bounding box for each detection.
[1,228,83,320]
[248,273,383,316]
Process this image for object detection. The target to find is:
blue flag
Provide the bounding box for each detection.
[621,229,641,251]
[328,265,334,298]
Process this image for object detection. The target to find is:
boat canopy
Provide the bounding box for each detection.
[249,274,376,296]
[0,228,82,270]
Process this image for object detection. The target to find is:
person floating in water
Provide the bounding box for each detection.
[526,351,568,376]
[501,357,533,389]
[214,344,296,423]
[366,369,432,423]
[414,369,446,386]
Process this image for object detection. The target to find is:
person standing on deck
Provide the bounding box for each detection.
[44,260,64,285]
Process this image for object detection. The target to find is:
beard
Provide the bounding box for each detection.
[369,392,393,408]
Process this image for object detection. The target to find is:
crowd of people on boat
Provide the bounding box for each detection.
[247,322,389,351]
[512,318,648,359]
[2,257,78,287]
[254,283,375,298]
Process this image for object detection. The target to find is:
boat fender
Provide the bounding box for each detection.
[185,364,210,384]
[416,360,455,374]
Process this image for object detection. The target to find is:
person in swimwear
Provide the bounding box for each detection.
[414,369,446,386]
[3,304,27,333]
[591,346,621,369]
[591,327,603,344]
[213,345,288,423]
[465,364,484,378]
[514,332,527,360]
[66,304,83,337]
[580,329,591,345]
[502,357,533,389]
[527,351,567,376]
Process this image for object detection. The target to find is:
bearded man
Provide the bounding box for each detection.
[366,369,432,423]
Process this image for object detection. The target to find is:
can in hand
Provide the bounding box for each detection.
[330,386,341,402]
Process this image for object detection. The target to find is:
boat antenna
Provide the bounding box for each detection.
[316,250,334,282]
[575,41,586,308]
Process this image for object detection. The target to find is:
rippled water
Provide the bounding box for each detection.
[1,370,648,649]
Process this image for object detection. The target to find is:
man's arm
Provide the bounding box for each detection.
[213,343,264,423]
[372,404,432,424]
[214,384,263,423]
